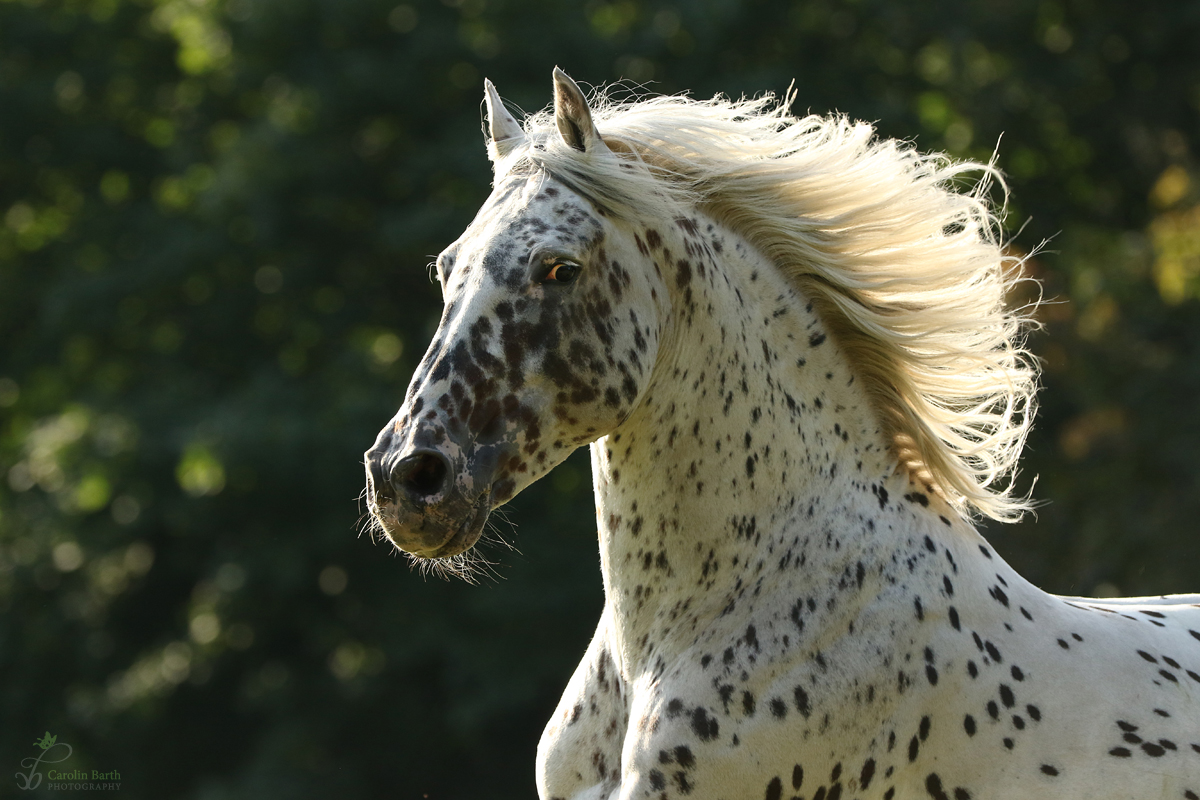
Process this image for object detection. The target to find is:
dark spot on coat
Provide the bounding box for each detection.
[925,773,949,800]
[691,706,719,741]
[770,698,787,718]
[794,686,811,717]
[859,758,876,790]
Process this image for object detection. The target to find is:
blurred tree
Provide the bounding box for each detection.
[0,0,1196,797]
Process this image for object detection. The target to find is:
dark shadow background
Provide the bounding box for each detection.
[1,0,1198,797]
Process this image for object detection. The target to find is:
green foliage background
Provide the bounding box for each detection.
[1,0,1198,796]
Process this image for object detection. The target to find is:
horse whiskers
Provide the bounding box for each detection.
[400,520,512,584]
[484,510,520,554]
[355,508,383,544]
[352,484,384,543]
[407,548,492,585]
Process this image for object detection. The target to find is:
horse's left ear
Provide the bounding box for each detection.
[553,67,607,154]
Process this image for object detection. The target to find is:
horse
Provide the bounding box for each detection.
[363,68,1200,800]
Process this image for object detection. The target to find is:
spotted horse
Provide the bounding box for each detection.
[363,68,1200,800]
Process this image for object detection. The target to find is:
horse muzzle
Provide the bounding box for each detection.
[364,422,503,558]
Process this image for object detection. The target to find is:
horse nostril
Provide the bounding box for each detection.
[394,450,452,502]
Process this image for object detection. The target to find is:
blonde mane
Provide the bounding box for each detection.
[492,87,1039,523]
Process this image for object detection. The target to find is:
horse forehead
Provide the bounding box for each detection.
[456,172,606,259]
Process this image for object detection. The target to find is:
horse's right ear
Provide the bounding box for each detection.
[483,79,525,163]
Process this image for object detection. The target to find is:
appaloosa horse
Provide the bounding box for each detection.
[364,69,1200,800]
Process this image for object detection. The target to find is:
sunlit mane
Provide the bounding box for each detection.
[490,87,1039,523]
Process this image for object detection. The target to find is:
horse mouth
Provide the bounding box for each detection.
[376,489,492,560]
[422,496,491,558]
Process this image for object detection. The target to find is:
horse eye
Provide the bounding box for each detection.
[544,260,580,284]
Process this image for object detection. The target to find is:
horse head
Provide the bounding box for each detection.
[364,70,668,564]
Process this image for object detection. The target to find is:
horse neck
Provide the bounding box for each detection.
[590,211,973,678]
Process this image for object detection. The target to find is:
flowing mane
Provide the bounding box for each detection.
[490,87,1039,523]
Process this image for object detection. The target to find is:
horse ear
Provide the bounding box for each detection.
[484,78,525,162]
[553,67,607,154]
